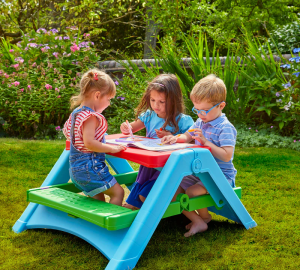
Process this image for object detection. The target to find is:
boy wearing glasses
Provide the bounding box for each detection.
[161,74,237,237]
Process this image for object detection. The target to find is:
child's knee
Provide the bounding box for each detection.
[113,183,124,197]
[186,185,206,198]
[139,194,146,202]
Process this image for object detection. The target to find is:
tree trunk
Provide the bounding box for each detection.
[143,7,159,59]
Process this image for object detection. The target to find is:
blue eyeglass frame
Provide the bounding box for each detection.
[192,102,223,116]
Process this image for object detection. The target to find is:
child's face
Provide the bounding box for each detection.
[150,90,166,118]
[94,91,114,113]
[192,100,225,123]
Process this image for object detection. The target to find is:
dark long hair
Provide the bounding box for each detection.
[135,74,185,133]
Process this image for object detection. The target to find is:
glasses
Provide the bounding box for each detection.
[192,102,223,116]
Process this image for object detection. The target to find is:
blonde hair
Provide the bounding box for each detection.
[135,74,185,134]
[190,74,226,104]
[70,68,116,109]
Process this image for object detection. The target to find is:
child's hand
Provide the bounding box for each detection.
[155,129,172,138]
[120,122,132,134]
[192,129,208,146]
[161,135,177,145]
[110,145,127,153]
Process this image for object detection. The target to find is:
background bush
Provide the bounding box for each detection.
[0,27,98,138]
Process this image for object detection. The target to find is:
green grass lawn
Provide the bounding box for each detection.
[1,138,299,270]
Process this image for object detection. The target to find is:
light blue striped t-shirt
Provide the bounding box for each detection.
[188,113,237,186]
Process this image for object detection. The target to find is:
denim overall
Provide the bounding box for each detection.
[69,106,117,197]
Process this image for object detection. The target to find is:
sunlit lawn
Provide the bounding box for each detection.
[1,138,299,269]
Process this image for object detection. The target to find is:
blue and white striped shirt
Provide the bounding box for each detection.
[188,113,237,186]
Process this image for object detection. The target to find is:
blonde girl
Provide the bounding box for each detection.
[63,69,126,205]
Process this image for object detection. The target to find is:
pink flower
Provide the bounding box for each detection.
[53,52,59,58]
[28,85,31,89]
[57,95,61,98]
[271,126,273,128]
[256,130,258,132]
[13,64,19,69]
[13,81,20,86]
[9,49,14,52]
[20,88,24,92]
[32,62,37,68]
[249,127,251,129]
[4,74,9,78]
[45,84,52,90]
[55,88,60,92]
[55,126,61,130]
[70,43,80,52]
[294,140,296,143]
[15,101,18,104]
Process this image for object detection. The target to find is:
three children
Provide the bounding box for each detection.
[64,69,237,238]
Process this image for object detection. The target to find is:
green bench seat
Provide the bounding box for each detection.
[27,177,242,231]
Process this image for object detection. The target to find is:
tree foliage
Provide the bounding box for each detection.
[0,0,299,58]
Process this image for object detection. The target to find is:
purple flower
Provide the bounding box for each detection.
[78,42,90,48]
[271,126,273,128]
[283,82,291,89]
[50,28,59,33]
[63,36,70,40]
[117,96,125,100]
[15,57,24,63]
[256,130,258,132]
[294,140,296,143]
[275,92,280,97]
[248,127,251,130]
[293,72,300,77]
[114,81,119,86]
[27,43,38,48]
[37,28,47,33]
[55,126,61,130]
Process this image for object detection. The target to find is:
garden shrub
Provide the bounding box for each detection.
[236,124,300,151]
[0,27,98,138]
[263,21,300,54]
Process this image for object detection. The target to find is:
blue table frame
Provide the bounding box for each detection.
[13,137,257,270]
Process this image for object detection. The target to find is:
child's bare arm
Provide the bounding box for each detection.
[120,119,145,134]
[193,129,233,162]
[83,116,126,153]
